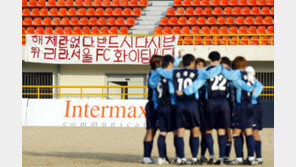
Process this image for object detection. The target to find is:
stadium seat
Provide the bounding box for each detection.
[44,27,53,34]
[52,17,61,25]
[163,27,172,34]
[195,7,203,15]
[23,0,27,6]
[178,17,187,25]
[108,17,117,25]
[61,17,70,25]
[271,7,274,14]
[240,37,249,45]
[105,8,113,15]
[258,0,267,5]
[167,8,175,15]
[250,36,259,45]
[230,37,239,45]
[248,26,257,34]
[245,17,254,24]
[170,17,178,25]
[242,7,251,15]
[78,8,87,15]
[130,0,139,6]
[239,26,248,34]
[87,8,95,15]
[37,0,46,6]
[173,0,182,6]
[22,27,26,34]
[31,8,40,16]
[229,0,238,5]
[201,26,210,34]
[176,7,185,15]
[57,0,66,6]
[75,0,84,6]
[221,0,228,5]
[54,27,64,35]
[22,9,30,16]
[191,26,200,34]
[26,27,35,34]
[188,17,197,24]
[80,17,89,25]
[249,0,257,5]
[267,0,274,5]
[29,0,37,6]
[239,0,247,5]
[64,27,73,34]
[58,8,67,15]
[219,26,228,34]
[82,26,91,34]
[33,18,42,25]
[172,26,181,34]
[94,0,102,6]
[217,17,226,24]
[89,17,98,25]
[183,0,191,6]
[233,7,241,15]
[66,0,74,6]
[226,17,235,24]
[96,8,104,15]
[210,26,219,34]
[257,26,266,34]
[229,26,238,34]
[267,26,274,34]
[73,26,82,34]
[203,36,212,45]
[192,0,200,6]
[251,7,260,15]
[121,0,129,6]
[84,0,93,6]
[160,17,169,25]
[183,36,193,45]
[261,36,269,45]
[201,0,210,6]
[262,7,271,15]
[197,17,206,24]
[116,17,125,25]
[24,17,33,25]
[236,17,244,24]
[139,0,148,6]
[123,8,132,15]
[43,17,52,25]
[119,27,129,34]
[100,27,109,34]
[254,16,263,24]
[48,0,56,6]
[114,8,123,15]
[126,17,135,25]
[154,27,162,34]
[207,17,216,24]
[91,26,100,34]
[181,26,190,34]
[70,17,79,25]
[264,16,274,24]
[185,7,194,15]
[204,7,212,15]
[224,7,233,15]
[39,8,48,15]
[132,8,141,16]
[213,7,222,15]
[49,8,58,15]
[98,17,107,25]
[270,36,274,45]
[211,0,220,5]
[68,8,77,15]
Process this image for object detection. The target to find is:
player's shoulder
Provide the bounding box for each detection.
[205,65,215,71]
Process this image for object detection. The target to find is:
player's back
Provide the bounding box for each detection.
[156,76,172,108]
[206,66,229,99]
[239,70,254,103]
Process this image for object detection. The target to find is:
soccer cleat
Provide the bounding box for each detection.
[256,158,263,165]
[176,158,191,165]
[229,158,243,165]
[208,156,216,164]
[165,156,171,164]
[191,158,201,165]
[157,158,170,165]
[223,157,231,164]
[142,157,155,164]
[245,157,256,165]
[200,156,208,164]
[214,158,224,165]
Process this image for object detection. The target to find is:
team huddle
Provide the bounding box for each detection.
[142,51,264,165]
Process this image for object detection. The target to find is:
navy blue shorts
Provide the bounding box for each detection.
[233,103,254,129]
[252,103,263,130]
[157,105,176,132]
[198,100,207,132]
[175,100,200,129]
[205,98,231,129]
[145,101,158,130]
[229,100,236,129]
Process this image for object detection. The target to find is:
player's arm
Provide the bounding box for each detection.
[232,79,254,93]
[252,79,264,98]
[148,70,160,89]
[156,68,174,80]
[152,89,158,108]
[168,80,177,105]
[183,78,207,96]
[198,64,223,80]
[221,68,240,81]
[174,55,182,68]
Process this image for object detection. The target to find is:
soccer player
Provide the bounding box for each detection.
[142,55,162,164]
[223,56,263,165]
[156,54,222,165]
[245,66,264,165]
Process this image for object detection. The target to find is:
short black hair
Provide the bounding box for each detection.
[150,55,162,70]
[208,51,221,61]
[195,58,206,67]
[162,55,175,68]
[221,57,231,67]
[182,54,195,67]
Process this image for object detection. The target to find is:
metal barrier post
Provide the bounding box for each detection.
[122,87,125,100]
[37,87,40,99]
[102,87,104,99]
[80,88,83,99]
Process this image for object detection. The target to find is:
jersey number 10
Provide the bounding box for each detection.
[177,78,193,91]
